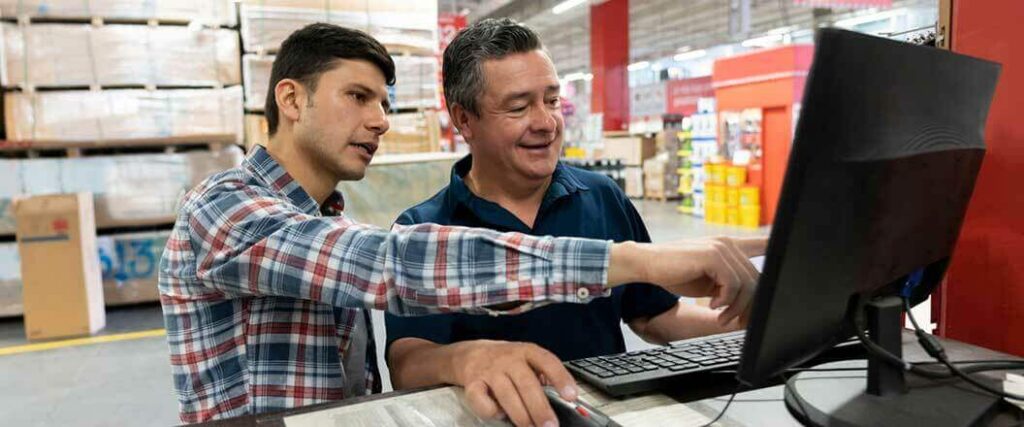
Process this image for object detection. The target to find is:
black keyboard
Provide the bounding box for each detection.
[566,331,746,397]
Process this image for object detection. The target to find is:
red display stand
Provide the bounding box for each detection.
[938,0,1024,357]
[712,46,813,225]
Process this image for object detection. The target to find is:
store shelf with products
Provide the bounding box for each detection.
[560,158,627,192]
[679,98,718,219]
[712,44,812,226]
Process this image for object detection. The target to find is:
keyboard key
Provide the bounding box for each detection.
[668,364,696,371]
[666,350,701,359]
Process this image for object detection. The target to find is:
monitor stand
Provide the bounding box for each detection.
[783,296,1002,427]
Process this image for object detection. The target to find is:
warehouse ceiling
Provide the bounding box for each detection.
[455,0,937,74]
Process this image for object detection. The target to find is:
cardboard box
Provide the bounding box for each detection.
[602,136,656,166]
[624,166,644,198]
[16,193,105,340]
[643,156,667,197]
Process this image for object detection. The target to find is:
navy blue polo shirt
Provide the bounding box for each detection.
[384,156,680,362]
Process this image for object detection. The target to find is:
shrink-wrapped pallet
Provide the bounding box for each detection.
[1,23,240,88]
[4,86,243,143]
[238,1,437,54]
[242,54,438,111]
[0,0,236,26]
[242,55,272,110]
[0,145,244,235]
[379,110,440,155]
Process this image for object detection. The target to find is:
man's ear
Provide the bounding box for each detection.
[275,79,307,125]
[449,103,476,141]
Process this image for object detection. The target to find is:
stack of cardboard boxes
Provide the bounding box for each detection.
[601,135,656,198]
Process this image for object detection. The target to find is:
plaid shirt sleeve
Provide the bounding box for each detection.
[187,183,611,316]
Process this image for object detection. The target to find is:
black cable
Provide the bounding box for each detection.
[901,298,1024,401]
[916,359,1024,367]
[699,386,741,427]
[711,361,1024,377]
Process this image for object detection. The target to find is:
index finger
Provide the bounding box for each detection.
[525,346,578,401]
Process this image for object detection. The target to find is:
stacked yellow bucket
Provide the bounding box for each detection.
[704,163,760,228]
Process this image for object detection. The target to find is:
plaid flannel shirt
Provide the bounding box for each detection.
[158,147,611,423]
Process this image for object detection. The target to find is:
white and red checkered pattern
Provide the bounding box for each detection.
[159,146,610,423]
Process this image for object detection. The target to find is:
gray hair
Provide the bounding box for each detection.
[442,18,544,116]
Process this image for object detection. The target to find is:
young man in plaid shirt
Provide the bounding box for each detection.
[159,23,762,423]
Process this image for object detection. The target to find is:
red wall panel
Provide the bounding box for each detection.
[941,0,1024,356]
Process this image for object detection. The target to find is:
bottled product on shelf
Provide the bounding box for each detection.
[680,97,718,218]
[560,158,627,191]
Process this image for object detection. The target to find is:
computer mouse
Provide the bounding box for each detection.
[543,386,622,427]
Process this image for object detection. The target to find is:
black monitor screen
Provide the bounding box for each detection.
[737,28,1001,386]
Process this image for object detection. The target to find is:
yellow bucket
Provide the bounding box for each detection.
[725,207,740,225]
[739,206,761,229]
[706,184,726,203]
[705,202,727,224]
[739,186,760,206]
[563,147,586,159]
[726,187,740,207]
[726,166,748,186]
[707,163,727,185]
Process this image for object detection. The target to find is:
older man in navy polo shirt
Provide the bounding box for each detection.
[385,19,764,427]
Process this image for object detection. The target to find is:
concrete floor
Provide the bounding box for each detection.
[0,200,768,426]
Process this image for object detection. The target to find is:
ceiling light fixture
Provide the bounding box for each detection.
[673,49,707,61]
[627,61,650,71]
[741,33,784,48]
[552,0,588,15]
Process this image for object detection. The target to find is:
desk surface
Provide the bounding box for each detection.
[196,331,1023,427]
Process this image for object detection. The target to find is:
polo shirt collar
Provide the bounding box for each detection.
[446,155,589,228]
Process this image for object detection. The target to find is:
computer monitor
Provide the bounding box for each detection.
[736,29,1001,426]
